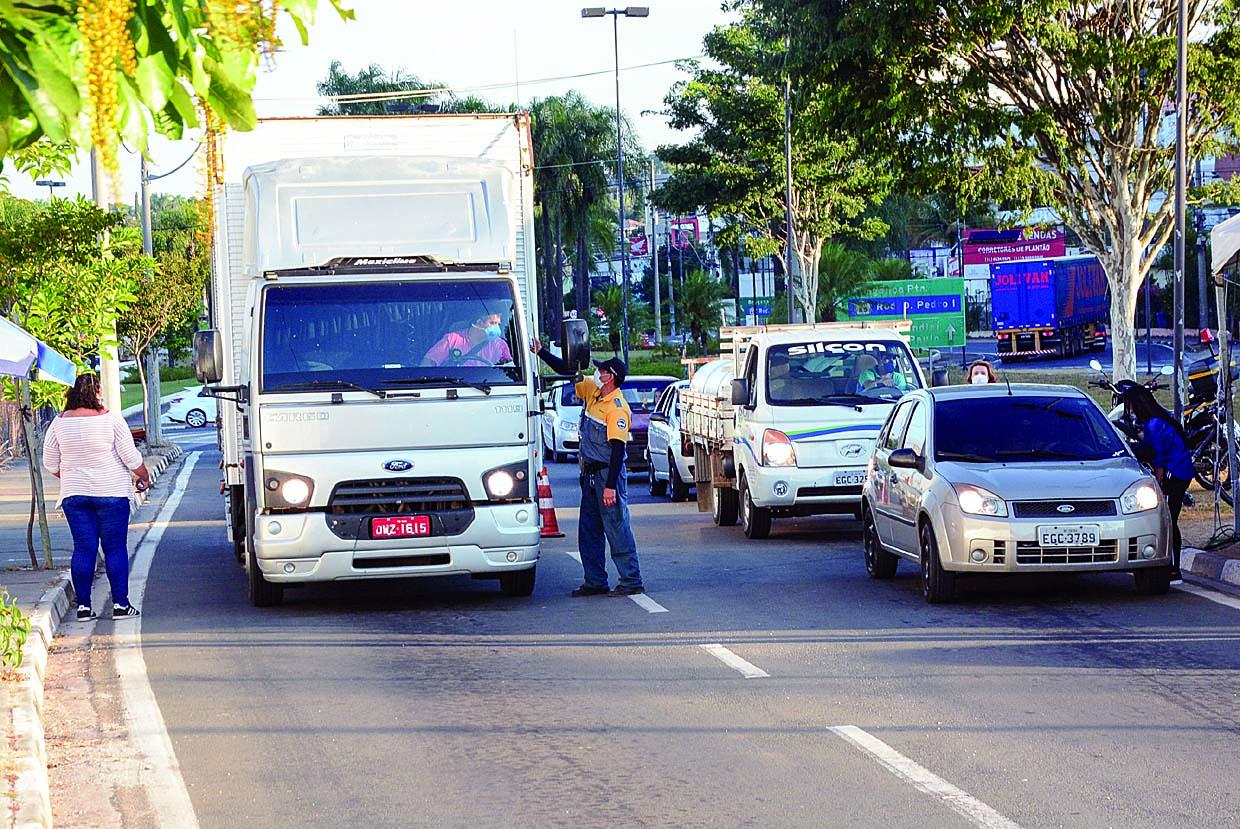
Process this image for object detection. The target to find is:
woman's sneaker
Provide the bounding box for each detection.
[76,605,96,621]
[112,603,141,619]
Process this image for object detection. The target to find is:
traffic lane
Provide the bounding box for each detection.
[554,494,1240,827]
[143,455,972,828]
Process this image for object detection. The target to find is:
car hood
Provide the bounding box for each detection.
[936,455,1149,501]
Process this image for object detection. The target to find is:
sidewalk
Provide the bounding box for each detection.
[0,444,184,828]
[1182,544,1240,592]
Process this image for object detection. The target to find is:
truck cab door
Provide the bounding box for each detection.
[735,345,760,464]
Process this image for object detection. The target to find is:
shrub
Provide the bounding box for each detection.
[0,589,30,669]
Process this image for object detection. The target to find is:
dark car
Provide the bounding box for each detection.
[621,375,677,478]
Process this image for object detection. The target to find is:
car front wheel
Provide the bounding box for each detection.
[919,521,956,603]
[648,451,668,496]
[186,408,208,428]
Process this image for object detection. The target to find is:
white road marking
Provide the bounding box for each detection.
[828,725,1021,829]
[563,550,581,562]
[700,644,769,679]
[1176,582,1240,611]
[110,453,201,829]
[629,593,669,614]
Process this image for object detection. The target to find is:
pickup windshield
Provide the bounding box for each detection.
[934,396,1128,463]
[766,341,921,405]
[260,280,524,393]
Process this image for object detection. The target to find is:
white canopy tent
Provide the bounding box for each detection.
[1212,211,1240,276]
[0,316,76,385]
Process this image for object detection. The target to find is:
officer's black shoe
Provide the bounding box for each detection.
[609,585,645,596]
[571,584,610,597]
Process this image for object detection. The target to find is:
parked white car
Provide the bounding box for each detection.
[164,386,217,428]
[647,380,694,500]
[541,382,583,462]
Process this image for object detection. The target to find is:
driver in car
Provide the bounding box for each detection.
[422,312,514,367]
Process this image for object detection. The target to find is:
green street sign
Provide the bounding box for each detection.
[839,278,966,349]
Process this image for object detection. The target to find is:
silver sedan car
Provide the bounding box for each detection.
[861,384,1172,603]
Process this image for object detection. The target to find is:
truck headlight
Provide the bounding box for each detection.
[1121,479,1160,514]
[953,483,1007,517]
[263,471,315,510]
[483,461,530,501]
[762,429,797,467]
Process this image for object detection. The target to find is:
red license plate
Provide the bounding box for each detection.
[370,515,432,539]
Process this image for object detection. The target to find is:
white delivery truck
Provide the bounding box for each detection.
[681,322,926,539]
[193,115,588,606]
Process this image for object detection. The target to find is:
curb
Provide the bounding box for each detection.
[6,443,185,828]
[1182,547,1240,590]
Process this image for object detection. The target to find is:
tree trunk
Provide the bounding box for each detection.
[144,346,165,448]
[553,215,565,335]
[19,380,54,568]
[1101,231,1145,382]
[576,233,590,316]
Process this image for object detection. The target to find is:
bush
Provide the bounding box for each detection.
[122,364,197,384]
[0,589,29,669]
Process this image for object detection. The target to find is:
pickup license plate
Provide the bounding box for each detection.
[833,469,868,487]
[371,515,432,539]
[1037,524,1100,548]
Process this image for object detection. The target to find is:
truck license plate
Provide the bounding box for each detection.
[371,515,432,539]
[833,469,867,487]
[1037,525,1100,547]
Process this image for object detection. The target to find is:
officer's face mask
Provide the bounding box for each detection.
[591,370,606,388]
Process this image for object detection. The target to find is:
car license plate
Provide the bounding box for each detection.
[833,469,867,487]
[371,515,432,539]
[1037,524,1100,547]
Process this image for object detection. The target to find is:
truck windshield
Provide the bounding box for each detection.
[934,396,1128,463]
[261,280,524,392]
[766,342,921,405]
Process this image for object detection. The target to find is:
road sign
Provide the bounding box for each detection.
[840,279,966,349]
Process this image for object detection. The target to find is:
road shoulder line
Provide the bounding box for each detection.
[699,644,769,678]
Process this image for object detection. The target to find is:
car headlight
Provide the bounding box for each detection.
[561,419,579,432]
[953,483,1008,517]
[1120,479,1161,514]
[483,461,530,501]
[263,471,315,509]
[762,429,796,467]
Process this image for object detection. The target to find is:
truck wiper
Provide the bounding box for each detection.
[381,376,493,395]
[267,379,387,398]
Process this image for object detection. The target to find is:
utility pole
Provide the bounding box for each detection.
[1195,160,1209,329]
[782,31,798,324]
[1172,0,1187,419]
[650,157,661,343]
[91,149,123,415]
[667,221,677,338]
[139,157,164,448]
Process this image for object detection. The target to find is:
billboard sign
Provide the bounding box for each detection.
[962,227,1065,265]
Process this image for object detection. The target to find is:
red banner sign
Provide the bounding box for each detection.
[962,227,1065,265]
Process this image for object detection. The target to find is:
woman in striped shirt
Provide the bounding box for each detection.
[43,374,151,621]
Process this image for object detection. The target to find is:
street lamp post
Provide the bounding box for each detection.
[34,179,65,200]
[582,6,649,363]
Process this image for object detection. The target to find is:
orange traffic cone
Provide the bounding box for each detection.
[538,467,564,538]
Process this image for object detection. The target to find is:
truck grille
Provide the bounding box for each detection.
[326,477,474,540]
[1015,539,1118,565]
[1012,500,1116,518]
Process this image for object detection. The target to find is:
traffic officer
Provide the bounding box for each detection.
[531,342,645,596]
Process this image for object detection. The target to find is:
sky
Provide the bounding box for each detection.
[3,0,730,205]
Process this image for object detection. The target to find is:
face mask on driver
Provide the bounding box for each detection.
[970,372,990,385]
[483,324,502,340]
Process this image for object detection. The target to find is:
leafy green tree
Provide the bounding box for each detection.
[765,0,1240,379]
[867,258,914,283]
[595,285,626,352]
[0,196,141,566]
[677,271,726,354]
[655,10,890,325]
[315,62,503,116]
[815,243,872,321]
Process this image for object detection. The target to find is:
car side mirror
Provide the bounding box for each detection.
[561,318,591,372]
[193,329,223,385]
[931,369,949,388]
[650,412,669,424]
[1089,358,1103,372]
[889,448,921,470]
[730,378,751,406]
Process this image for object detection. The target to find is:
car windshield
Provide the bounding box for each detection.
[622,380,673,412]
[767,341,921,405]
[934,395,1128,463]
[260,280,524,392]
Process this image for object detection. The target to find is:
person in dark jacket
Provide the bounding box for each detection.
[1120,384,1193,582]
[531,341,644,596]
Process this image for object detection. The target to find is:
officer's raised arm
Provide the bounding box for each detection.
[530,339,574,377]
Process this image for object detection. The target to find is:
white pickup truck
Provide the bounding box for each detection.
[680,322,928,539]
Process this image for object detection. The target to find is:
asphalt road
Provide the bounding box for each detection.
[139,451,1240,828]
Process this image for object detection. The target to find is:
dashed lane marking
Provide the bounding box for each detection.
[561,551,668,612]
[112,452,202,828]
[1176,582,1240,611]
[699,644,769,679]
[828,725,1021,829]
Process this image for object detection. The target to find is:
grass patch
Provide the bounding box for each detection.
[120,378,199,410]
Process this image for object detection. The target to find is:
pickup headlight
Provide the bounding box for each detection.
[483,461,530,501]
[762,429,797,467]
[264,470,315,509]
[560,419,579,432]
[1121,479,1161,514]
[953,483,1007,517]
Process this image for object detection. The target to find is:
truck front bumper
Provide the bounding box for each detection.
[746,464,867,514]
[252,501,540,582]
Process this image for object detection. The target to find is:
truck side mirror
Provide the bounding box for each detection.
[730,378,749,406]
[931,369,949,388]
[193,330,224,385]
[561,318,591,372]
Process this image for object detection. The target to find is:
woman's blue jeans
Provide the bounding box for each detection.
[61,496,131,609]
